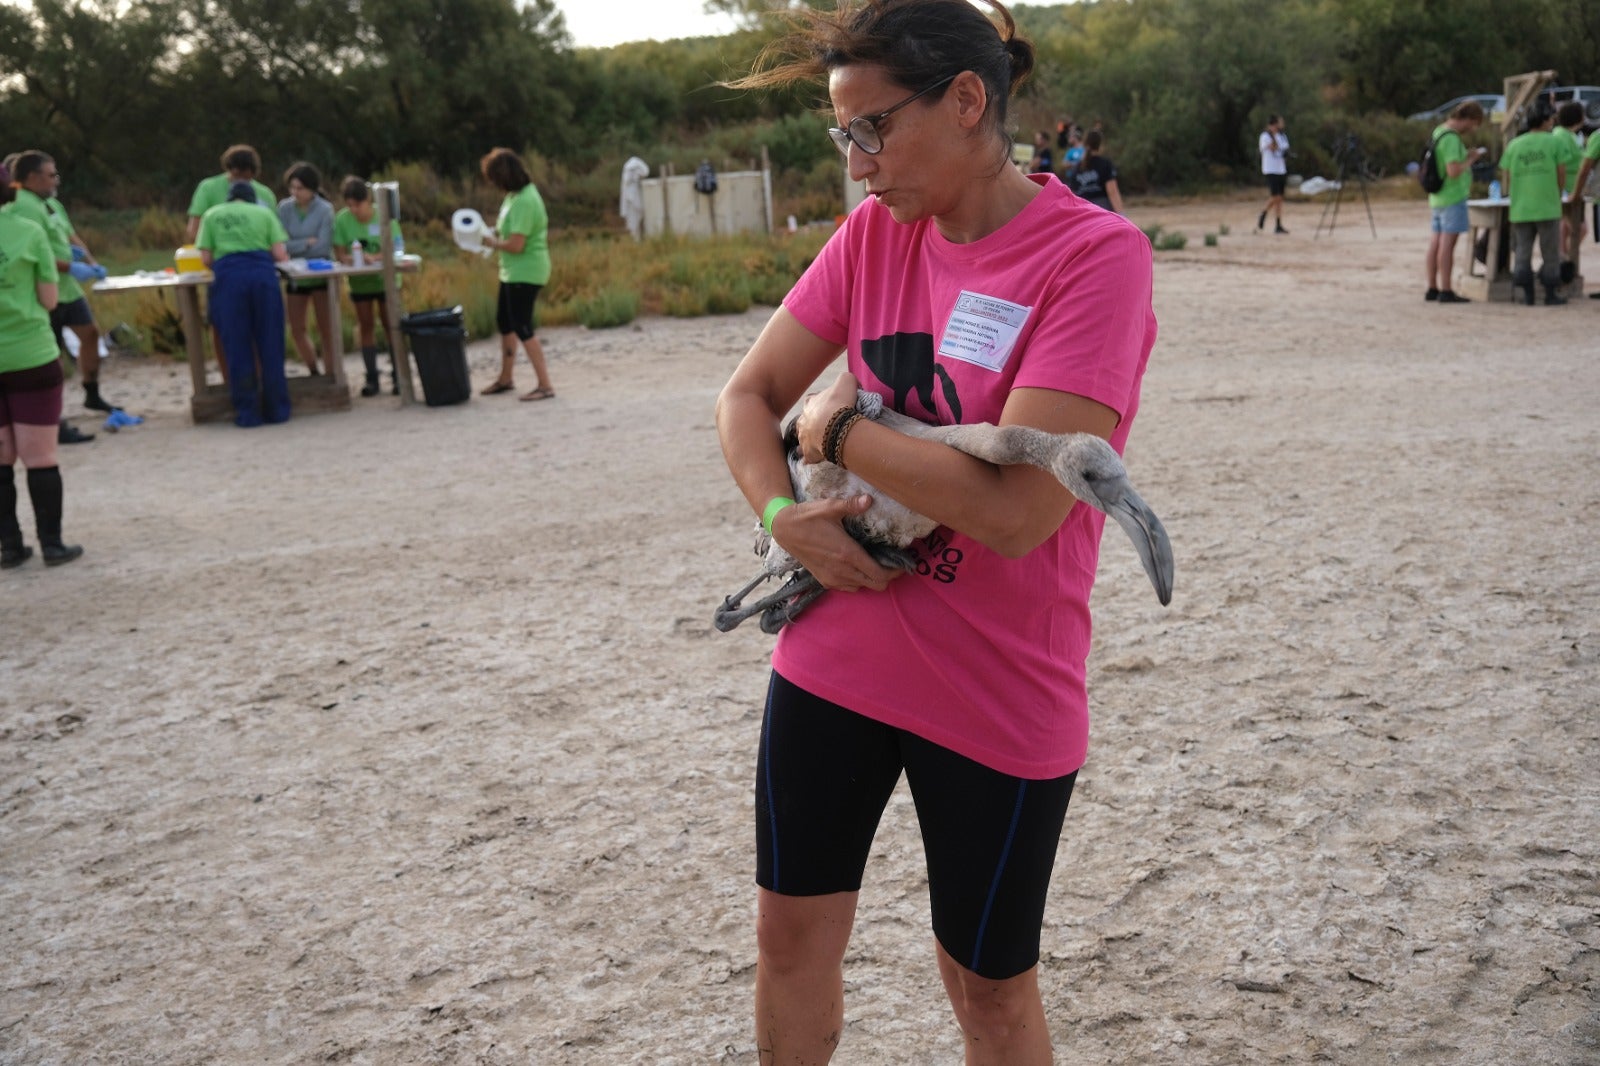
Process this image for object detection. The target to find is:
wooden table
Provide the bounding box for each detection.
[94,256,420,423]
[1458,196,1586,303]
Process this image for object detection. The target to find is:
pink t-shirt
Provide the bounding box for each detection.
[774,174,1157,780]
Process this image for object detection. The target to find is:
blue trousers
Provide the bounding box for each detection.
[212,251,290,427]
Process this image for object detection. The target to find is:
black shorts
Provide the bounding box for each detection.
[496,282,541,340]
[350,289,386,304]
[756,671,1077,980]
[0,358,65,427]
[49,297,94,346]
[1265,173,1287,197]
[284,277,329,295]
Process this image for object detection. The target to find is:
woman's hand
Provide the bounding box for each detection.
[795,371,860,463]
[771,493,901,593]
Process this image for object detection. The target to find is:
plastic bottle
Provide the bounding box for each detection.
[392,234,405,257]
[1488,179,1502,200]
[351,241,366,268]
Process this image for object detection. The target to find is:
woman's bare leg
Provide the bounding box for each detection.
[754,888,857,1065]
[285,292,319,374]
[934,942,1053,1066]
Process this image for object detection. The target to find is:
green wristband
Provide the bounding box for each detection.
[761,495,795,535]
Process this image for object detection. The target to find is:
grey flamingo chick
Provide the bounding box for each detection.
[714,393,1174,634]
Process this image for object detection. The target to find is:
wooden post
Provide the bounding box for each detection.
[662,162,674,236]
[374,182,417,406]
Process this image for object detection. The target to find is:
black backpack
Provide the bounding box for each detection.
[694,161,718,195]
[1417,129,1456,194]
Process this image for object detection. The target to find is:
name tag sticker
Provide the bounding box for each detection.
[938,291,1032,372]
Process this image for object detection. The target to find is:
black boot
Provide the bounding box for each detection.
[0,465,30,569]
[360,347,381,397]
[83,380,115,412]
[1515,274,1535,305]
[1258,210,1267,230]
[27,466,83,567]
[1545,286,1568,306]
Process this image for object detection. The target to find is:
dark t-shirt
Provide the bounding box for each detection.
[1067,155,1118,210]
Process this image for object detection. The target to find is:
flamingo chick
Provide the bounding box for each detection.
[714,393,1174,634]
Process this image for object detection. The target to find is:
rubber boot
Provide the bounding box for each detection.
[0,465,30,569]
[1257,210,1267,230]
[390,352,401,396]
[360,347,381,397]
[1544,285,1568,306]
[27,466,82,567]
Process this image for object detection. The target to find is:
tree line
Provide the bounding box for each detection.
[2,0,1595,222]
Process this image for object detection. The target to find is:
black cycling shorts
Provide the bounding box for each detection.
[49,296,94,347]
[496,282,541,340]
[1265,173,1287,197]
[756,671,1077,980]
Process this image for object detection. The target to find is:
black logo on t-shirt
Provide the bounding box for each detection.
[860,331,962,423]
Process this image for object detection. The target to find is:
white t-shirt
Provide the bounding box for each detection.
[1259,129,1288,175]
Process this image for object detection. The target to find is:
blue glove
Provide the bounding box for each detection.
[71,245,89,262]
[91,264,108,280]
[69,260,97,282]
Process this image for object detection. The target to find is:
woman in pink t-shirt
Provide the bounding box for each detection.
[716,2,1157,1060]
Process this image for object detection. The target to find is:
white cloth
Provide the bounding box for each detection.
[619,156,649,240]
[1259,130,1288,175]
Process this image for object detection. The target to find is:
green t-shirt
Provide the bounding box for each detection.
[496,184,551,285]
[1427,125,1472,209]
[332,208,403,296]
[1551,127,1583,195]
[46,196,84,303]
[1501,130,1564,223]
[2,188,80,303]
[0,213,62,373]
[196,200,289,259]
[187,174,276,220]
[1586,133,1600,163]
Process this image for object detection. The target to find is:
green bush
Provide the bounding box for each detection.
[575,286,641,329]
[1154,230,1188,251]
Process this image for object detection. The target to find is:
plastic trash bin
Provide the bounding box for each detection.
[400,306,470,407]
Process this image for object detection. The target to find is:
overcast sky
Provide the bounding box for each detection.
[557,0,742,49]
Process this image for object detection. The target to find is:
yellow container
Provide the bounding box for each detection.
[174,245,205,274]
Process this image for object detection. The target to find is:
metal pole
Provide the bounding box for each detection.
[374,182,418,406]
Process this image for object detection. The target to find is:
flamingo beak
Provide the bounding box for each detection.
[1104,486,1174,606]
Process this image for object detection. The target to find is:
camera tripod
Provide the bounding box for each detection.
[1315,134,1377,239]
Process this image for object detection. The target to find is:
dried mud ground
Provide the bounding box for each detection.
[3,195,1598,1064]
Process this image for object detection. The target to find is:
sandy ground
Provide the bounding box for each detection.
[3,195,1598,1065]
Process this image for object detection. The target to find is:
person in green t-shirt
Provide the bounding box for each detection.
[1499,101,1569,306]
[186,145,275,388]
[186,144,276,243]
[1423,100,1489,304]
[333,175,405,397]
[478,147,555,402]
[197,182,293,426]
[1571,120,1600,300]
[0,162,83,568]
[4,150,118,411]
[1552,101,1587,286]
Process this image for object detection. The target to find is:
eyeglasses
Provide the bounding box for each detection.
[827,74,956,157]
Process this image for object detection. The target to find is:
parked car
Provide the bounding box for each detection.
[1408,93,1505,124]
